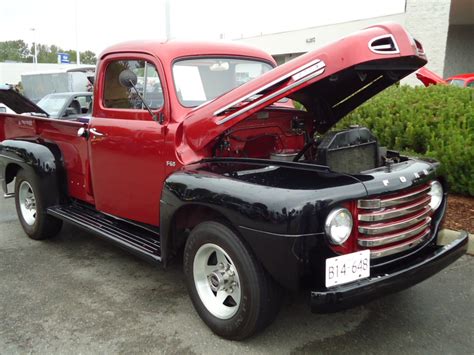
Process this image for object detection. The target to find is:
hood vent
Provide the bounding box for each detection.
[368,34,400,55]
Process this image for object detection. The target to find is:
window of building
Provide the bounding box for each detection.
[103,60,164,110]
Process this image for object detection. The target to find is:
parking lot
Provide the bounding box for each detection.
[1,193,473,354]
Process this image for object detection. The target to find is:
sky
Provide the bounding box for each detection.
[1,0,406,55]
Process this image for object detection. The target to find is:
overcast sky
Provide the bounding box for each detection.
[1,0,406,55]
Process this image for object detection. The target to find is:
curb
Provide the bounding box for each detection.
[438,229,474,256]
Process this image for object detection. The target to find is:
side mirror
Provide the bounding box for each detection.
[119,69,138,88]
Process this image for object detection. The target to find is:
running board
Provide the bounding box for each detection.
[47,203,161,263]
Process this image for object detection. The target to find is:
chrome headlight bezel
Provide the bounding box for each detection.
[324,208,353,245]
[428,180,443,211]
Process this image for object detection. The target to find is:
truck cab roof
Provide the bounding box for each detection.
[100,40,276,67]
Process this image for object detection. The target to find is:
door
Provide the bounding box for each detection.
[88,56,167,225]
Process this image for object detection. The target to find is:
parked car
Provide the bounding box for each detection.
[445,73,474,88]
[416,67,474,87]
[0,87,91,122]
[37,92,93,119]
[0,23,468,340]
[0,103,14,114]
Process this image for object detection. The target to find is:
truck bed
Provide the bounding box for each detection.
[0,113,92,203]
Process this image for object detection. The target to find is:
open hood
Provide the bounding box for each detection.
[0,85,49,116]
[415,67,446,87]
[181,22,427,153]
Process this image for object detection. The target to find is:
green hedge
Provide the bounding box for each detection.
[334,85,474,196]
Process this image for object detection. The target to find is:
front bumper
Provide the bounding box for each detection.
[310,230,469,312]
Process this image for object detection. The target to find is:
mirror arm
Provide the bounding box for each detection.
[128,79,161,124]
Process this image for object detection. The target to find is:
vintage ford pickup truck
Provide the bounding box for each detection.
[0,22,468,340]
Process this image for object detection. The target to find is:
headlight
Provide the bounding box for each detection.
[428,180,443,211]
[325,208,353,245]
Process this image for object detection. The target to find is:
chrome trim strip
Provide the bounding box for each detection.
[238,225,321,238]
[368,34,400,55]
[358,207,432,235]
[213,58,322,117]
[358,218,431,247]
[380,185,431,208]
[358,196,431,222]
[216,62,326,125]
[370,229,430,259]
[357,199,381,209]
[357,185,430,209]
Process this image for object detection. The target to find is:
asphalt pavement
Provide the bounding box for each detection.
[0,189,473,354]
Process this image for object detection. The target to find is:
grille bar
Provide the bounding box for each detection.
[358,218,431,247]
[358,207,431,235]
[358,195,431,222]
[358,185,431,209]
[356,183,434,260]
[369,229,430,259]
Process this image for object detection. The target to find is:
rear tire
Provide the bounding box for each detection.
[14,169,62,240]
[183,221,280,340]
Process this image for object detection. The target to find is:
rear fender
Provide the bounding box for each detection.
[0,139,66,204]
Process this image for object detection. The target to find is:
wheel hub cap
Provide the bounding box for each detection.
[193,243,242,319]
[19,181,37,226]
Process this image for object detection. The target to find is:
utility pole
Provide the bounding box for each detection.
[75,0,80,64]
[165,0,171,40]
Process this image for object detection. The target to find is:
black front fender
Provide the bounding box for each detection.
[160,160,367,290]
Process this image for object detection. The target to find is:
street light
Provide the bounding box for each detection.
[30,28,38,64]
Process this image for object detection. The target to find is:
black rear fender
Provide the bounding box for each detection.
[0,139,66,204]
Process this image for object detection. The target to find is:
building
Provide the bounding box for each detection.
[236,0,474,84]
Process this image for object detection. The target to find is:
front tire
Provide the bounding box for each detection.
[183,221,280,340]
[14,169,62,240]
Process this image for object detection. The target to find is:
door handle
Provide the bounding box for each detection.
[77,127,89,138]
[89,128,104,137]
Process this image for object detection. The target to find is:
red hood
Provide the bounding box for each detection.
[180,22,427,158]
[416,67,446,86]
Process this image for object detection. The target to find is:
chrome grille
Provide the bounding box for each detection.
[357,184,433,259]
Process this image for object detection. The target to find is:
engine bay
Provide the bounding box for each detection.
[212,107,407,174]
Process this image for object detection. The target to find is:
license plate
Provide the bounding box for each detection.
[325,250,370,288]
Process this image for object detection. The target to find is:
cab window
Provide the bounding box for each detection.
[103,60,163,110]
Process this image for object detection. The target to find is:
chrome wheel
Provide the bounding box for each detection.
[193,243,241,319]
[19,181,37,226]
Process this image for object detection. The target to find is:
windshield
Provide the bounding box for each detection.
[37,95,68,116]
[173,57,273,107]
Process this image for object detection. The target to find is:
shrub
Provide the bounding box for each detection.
[335,85,474,196]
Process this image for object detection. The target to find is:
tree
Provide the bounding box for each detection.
[34,44,60,63]
[0,40,31,62]
[1,40,97,65]
[80,50,97,65]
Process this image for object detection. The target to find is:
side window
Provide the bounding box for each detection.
[103,60,164,110]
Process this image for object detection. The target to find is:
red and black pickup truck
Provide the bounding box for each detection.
[0,22,468,340]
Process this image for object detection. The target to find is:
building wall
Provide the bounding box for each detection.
[403,0,451,84]
[236,13,406,57]
[236,0,462,86]
[443,24,474,77]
